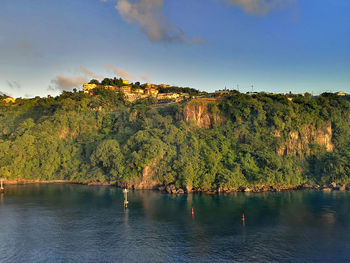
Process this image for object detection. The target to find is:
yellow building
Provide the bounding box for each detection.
[3,97,15,103]
[105,85,119,91]
[122,80,129,85]
[133,88,144,94]
[120,86,131,93]
[157,93,180,100]
[145,87,159,97]
[337,91,347,96]
[83,83,97,93]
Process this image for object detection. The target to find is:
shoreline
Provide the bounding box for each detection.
[3,179,114,186]
[2,179,349,194]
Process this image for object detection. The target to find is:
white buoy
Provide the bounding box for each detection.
[0,178,4,193]
[123,188,129,208]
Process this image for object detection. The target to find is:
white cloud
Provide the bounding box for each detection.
[79,66,104,80]
[112,0,201,44]
[104,65,136,80]
[49,76,88,91]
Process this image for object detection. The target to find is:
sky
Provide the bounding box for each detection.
[1,0,349,97]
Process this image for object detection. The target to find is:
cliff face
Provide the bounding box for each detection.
[183,98,334,157]
[275,123,334,156]
[183,98,225,129]
[123,158,160,190]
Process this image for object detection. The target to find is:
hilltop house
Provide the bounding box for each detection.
[3,97,15,103]
[81,81,189,103]
[145,87,159,97]
[337,91,348,96]
[157,93,180,100]
[120,86,131,93]
[83,83,97,93]
[133,88,144,94]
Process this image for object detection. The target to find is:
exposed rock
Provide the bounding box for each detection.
[339,185,346,191]
[276,123,334,157]
[186,185,193,193]
[177,189,185,194]
[183,98,225,129]
[128,158,161,190]
[166,184,177,194]
[244,187,252,192]
[322,187,332,192]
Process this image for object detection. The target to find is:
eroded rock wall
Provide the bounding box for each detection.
[275,123,334,156]
[183,98,225,129]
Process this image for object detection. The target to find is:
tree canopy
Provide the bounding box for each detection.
[1,91,350,190]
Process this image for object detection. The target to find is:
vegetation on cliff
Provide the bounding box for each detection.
[1,89,350,191]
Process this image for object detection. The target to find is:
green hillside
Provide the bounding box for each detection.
[1,89,350,192]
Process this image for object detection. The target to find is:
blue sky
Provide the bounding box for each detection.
[1,0,349,97]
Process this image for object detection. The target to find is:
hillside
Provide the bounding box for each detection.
[1,89,350,193]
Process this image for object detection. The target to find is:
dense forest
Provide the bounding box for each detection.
[1,88,350,192]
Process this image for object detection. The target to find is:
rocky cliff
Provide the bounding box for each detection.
[183,98,225,129]
[275,123,334,156]
[120,158,161,190]
[183,98,334,157]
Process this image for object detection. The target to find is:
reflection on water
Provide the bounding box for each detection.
[1,184,350,262]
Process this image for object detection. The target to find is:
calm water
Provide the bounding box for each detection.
[1,185,350,262]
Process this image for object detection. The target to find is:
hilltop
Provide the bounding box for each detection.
[1,80,350,193]
[82,78,204,103]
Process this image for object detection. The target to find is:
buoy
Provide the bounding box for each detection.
[242,213,245,227]
[191,208,194,216]
[0,178,4,193]
[123,188,129,208]
[242,213,245,221]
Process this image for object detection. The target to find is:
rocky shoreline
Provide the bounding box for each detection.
[152,182,350,194]
[3,179,350,194]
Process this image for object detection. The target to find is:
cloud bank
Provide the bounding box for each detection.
[49,76,88,91]
[104,65,136,80]
[107,0,295,43]
[49,65,148,92]
[114,0,200,44]
[79,66,104,80]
